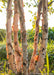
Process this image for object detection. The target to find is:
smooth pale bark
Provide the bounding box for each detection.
[29,0,42,72]
[35,0,48,73]
[6,0,13,71]
[17,0,28,75]
[13,0,23,73]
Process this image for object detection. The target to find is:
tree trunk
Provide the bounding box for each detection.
[17,0,28,75]
[35,0,48,73]
[6,0,13,71]
[13,0,23,73]
[29,0,42,72]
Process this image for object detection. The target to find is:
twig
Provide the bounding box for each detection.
[48,0,54,6]
[34,0,37,6]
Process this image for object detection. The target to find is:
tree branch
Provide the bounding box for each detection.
[34,0,37,6]
[34,0,54,7]
[48,0,54,6]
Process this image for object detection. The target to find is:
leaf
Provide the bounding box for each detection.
[0,9,2,12]
[28,10,33,14]
[43,68,46,73]
[39,69,44,75]
[1,6,4,8]
[29,19,32,22]
[46,53,49,75]
[34,16,36,20]
[52,70,54,73]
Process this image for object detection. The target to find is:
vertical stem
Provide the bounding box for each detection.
[6,0,13,71]
[17,0,28,75]
[13,0,22,73]
[29,0,42,72]
[36,0,48,73]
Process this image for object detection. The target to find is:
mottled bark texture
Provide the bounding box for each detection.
[35,0,48,73]
[6,0,13,71]
[13,0,23,72]
[17,0,28,75]
[29,0,42,72]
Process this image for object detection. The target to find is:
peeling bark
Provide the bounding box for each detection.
[17,0,28,75]
[6,0,13,71]
[29,0,42,72]
[13,0,23,73]
[35,0,48,73]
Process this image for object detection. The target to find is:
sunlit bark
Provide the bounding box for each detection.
[17,0,28,75]
[6,0,13,71]
[13,0,23,73]
[29,0,42,72]
[35,0,48,73]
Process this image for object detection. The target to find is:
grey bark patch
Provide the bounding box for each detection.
[8,43,13,49]
[8,10,12,19]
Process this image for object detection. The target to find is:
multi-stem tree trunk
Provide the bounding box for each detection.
[13,0,23,73]
[17,0,28,75]
[29,0,42,72]
[6,0,13,71]
[35,0,48,73]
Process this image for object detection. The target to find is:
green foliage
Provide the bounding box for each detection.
[27,42,33,64]
[0,28,54,73]
[18,30,21,42]
[0,9,2,12]
[0,40,54,73]
[40,52,50,75]
[0,45,6,61]
[47,40,54,72]
[0,0,7,13]
[0,28,54,43]
[48,27,54,40]
[3,61,6,75]
[27,29,35,42]
[0,61,15,75]
[40,51,54,75]
[0,29,6,41]
[27,27,54,42]
[46,52,49,75]
[26,30,38,42]
[27,41,54,72]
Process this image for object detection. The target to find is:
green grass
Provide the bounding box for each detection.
[0,40,6,47]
